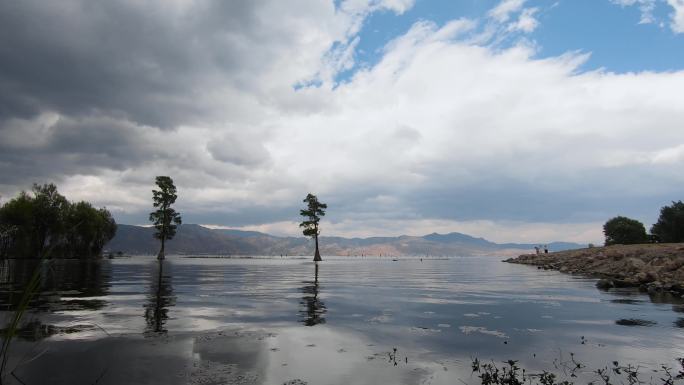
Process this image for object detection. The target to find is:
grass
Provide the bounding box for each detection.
[0,258,51,384]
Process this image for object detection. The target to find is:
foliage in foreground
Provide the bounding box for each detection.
[471,355,684,385]
[0,184,116,259]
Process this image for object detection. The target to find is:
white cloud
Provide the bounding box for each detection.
[667,0,684,32]
[488,0,526,23]
[341,0,415,15]
[609,0,684,32]
[508,7,540,33]
[610,0,657,24]
[485,0,538,41]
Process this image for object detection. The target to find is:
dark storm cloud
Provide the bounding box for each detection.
[0,0,323,127]
[0,0,319,188]
[0,115,156,184]
[1,1,193,126]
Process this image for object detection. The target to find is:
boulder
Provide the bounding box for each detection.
[635,271,656,284]
[625,258,645,272]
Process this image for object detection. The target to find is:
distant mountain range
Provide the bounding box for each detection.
[105,224,585,257]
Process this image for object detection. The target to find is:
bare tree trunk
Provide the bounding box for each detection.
[314,262,319,284]
[158,237,165,260]
[313,235,321,262]
[154,260,164,332]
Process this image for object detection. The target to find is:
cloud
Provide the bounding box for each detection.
[600,144,684,166]
[609,0,684,32]
[1,0,683,244]
[507,8,540,33]
[213,218,603,244]
[488,0,527,23]
[610,0,657,24]
[341,0,415,15]
[485,0,539,42]
[668,0,684,32]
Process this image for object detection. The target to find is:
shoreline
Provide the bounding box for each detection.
[504,243,684,295]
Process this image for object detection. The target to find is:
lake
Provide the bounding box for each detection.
[1,256,683,385]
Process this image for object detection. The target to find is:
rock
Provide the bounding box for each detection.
[626,258,646,271]
[596,279,614,289]
[647,281,663,293]
[510,244,684,292]
[613,279,638,288]
[635,271,656,284]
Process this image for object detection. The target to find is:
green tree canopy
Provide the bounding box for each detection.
[299,193,327,262]
[149,176,182,260]
[650,201,684,243]
[603,216,648,246]
[0,184,116,258]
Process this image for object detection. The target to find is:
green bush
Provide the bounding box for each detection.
[603,216,648,246]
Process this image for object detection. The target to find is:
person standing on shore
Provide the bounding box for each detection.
[534,246,540,255]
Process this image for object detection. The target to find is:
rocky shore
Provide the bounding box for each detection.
[504,243,684,295]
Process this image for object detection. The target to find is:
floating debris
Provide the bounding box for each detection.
[283,380,307,385]
[459,326,509,338]
[615,318,657,326]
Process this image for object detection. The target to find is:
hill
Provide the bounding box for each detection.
[105,224,585,257]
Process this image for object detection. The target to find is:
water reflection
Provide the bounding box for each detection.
[299,262,326,326]
[2,257,684,384]
[2,319,98,341]
[0,259,111,312]
[143,260,176,335]
[0,259,110,341]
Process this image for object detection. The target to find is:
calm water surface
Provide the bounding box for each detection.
[1,256,683,385]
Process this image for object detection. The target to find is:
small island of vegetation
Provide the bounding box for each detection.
[0,184,117,259]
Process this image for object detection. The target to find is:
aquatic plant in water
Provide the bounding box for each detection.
[470,356,684,385]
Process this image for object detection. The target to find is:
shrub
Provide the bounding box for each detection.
[603,216,648,246]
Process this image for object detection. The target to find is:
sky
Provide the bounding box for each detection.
[1,0,683,244]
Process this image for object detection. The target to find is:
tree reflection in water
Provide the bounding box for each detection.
[0,259,111,312]
[299,262,326,326]
[143,260,175,336]
[0,259,111,341]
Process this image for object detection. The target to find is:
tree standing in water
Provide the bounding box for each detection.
[300,193,327,262]
[150,176,182,260]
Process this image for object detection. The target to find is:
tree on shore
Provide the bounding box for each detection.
[650,201,684,243]
[603,216,648,246]
[149,176,182,260]
[299,193,327,262]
